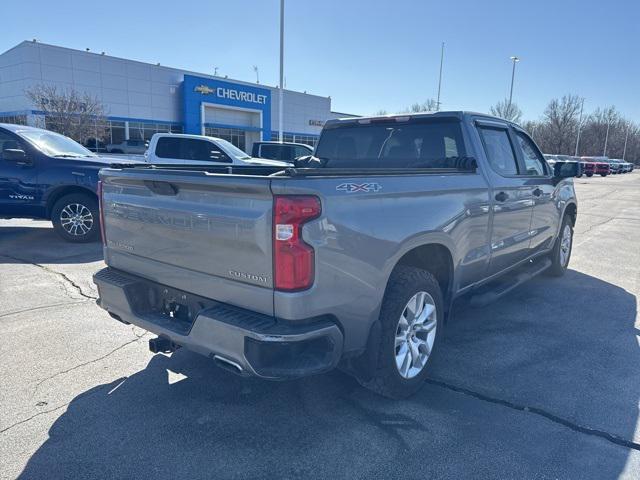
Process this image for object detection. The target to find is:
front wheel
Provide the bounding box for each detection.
[545,215,573,277]
[586,173,593,177]
[358,266,443,398]
[51,193,100,243]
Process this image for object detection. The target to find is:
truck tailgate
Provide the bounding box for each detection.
[100,168,274,315]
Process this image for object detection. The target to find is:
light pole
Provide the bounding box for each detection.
[436,42,444,111]
[574,98,584,156]
[622,122,630,160]
[278,0,285,143]
[508,56,520,109]
[603,120,611,157]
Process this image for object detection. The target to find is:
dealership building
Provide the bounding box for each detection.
[0,41,355,151]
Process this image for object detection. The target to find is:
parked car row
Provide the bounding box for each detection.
[544,154,635,177]
[86,135,314,163]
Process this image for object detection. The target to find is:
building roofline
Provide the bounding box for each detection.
[0,40,331,101]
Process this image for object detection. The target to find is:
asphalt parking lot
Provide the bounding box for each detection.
[1,172,639,479]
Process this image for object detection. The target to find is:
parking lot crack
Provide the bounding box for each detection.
[0,253,97,300]
[31,334,148,394]
[0,301,89,319]
[425,378,640,452]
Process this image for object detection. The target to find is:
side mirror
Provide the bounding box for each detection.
[3,148,29,164]
[554,161,579,179]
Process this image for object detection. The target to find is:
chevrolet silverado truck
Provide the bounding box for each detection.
[93,112,578,398]
[0,123,141,242]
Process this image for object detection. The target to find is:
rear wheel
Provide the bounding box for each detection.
[51,193,100,243]
[358,266,443,398]
[586,173,593,177]
[545,215,573,277]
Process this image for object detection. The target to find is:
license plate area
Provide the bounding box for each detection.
[124,281,217,335]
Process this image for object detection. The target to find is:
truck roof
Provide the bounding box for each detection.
[326,111,517,127]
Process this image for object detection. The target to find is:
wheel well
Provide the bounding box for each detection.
[565,203,577,226]
[46,186,97,218]
[395,243,453,302]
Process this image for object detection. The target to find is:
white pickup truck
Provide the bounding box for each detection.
[144,133,290,167]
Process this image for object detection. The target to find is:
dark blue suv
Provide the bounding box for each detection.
[0,123,141,242]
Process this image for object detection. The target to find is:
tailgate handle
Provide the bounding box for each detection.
[144,180,178,195]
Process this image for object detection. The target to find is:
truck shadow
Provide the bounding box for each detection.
[16,269,638,479]
[0,224,102,264]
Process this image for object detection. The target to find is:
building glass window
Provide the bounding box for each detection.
[292,134,318,147]
[0,115,27,126]
[126,121,182,142]
[271,133,319,147]
[110,121,125,145]
[204,127,247,152]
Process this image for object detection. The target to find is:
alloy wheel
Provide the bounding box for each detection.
[60,203,94,237]
[395,291,437,379]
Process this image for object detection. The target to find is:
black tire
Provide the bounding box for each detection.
[545,215,573,277]
[600,173,607,177]
[51,193,100,243]
[586,173,593,177]
[358,266,444,399]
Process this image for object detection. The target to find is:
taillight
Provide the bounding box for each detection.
[273,195,321,291]
[97,180,106,246]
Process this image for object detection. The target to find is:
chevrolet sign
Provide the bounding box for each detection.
[194,84,267,105]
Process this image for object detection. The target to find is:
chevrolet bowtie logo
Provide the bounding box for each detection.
[194,85,215,95]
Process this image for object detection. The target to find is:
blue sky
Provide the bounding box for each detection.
[3,0,639,121]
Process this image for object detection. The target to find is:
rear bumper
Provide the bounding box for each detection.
[93,267,343,379]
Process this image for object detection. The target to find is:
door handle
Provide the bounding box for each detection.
[495,191,508,202]
[533,188,543,197]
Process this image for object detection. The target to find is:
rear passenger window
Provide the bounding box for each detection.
[515,132,546,176]
[155,137,181,158]
[259,144,282,160]
[155,137,231,162]
[314,120,467,169]
[180,139,215,161]
[478,127,518,175]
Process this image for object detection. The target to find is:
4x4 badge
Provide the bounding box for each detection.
[336,182,382,193]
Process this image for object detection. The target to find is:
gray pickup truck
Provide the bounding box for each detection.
[93,111,578,398]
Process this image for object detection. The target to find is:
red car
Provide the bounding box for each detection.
[594,162,610,176]
[580,161,596,177]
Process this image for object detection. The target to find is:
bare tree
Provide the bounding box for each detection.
[490,99,523,123]
[25,84,108,144]
[373,99,437,117]
[534,95,583,154]
[577,106,619,157]
[373,109,389,116]
[520,120,541,141]
[405,99,438,113]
